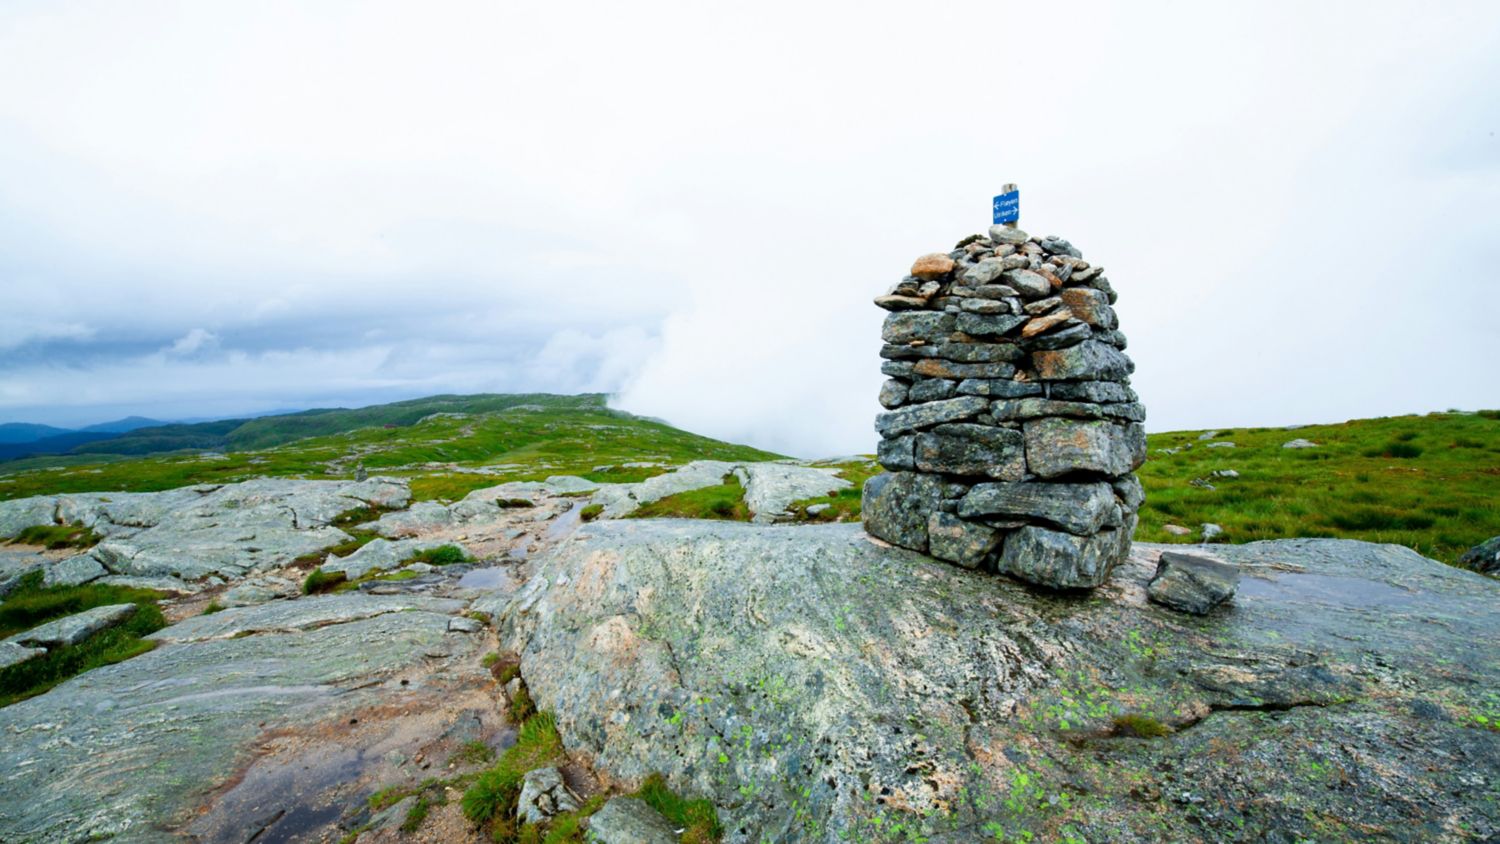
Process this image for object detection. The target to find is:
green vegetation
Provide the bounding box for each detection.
[403,544,468,566]
[788,460,880,521]
[626,474,749,521]
[635,772,723,844]
[452,739,497,766]
[1138,411,1500,566]
[201,600,225,615]
[578,503,605,522]
[0,395,783,502]
[461,712,567,827]
[8,523,101,550]
[301,567,347,595]
[1111,713,1171,738]
[0,571,167,706]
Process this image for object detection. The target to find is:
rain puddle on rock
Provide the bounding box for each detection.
[457,566,518,590]
[544,501,585,541]
[188,746,369,844]
[1239,572,1416,608]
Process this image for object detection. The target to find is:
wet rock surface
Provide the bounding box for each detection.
[1147,550,1241,614]
[500,520,1500,843]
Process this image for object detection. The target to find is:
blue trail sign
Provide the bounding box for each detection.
[993,189,1020,225]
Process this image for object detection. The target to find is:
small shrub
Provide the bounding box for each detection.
[406,544,468,566]
[579,504,604,522]
[302,567,347,595]
[1112,714,1171,738]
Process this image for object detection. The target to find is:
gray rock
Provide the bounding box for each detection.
[909,358,1017,380]
[1282,438,1319,449]
[905,378,956,403]
[960,258,1006,286]
[881,312,954,344]
[43,554,107,587]
[0,641,44,669]
[1039,235,1082,258]
[518,766,580,825]
[1026,322,1092,350]
[0,599,465,842]
[95,575,200,594]
[861,472,942,551]
[150,593,465,644]
[954,312,1028,337]
[1023,296,1062,315]
[1023,418,1147,478]
[7,604,136,648]
[1113,476,1146,511]
[324,538,458,579]
[495,521,1500,843]
[448,616,483,633]
[878,379,908,409]
[957,298,1009,314]
[1049,381,1136,403]
[913,423,1025,480]
[873,294,927,311]
[1201,523,1224,541]
[876,434,916,471]
[1001,269,1052,298]
[955,378,1043,398]
[1032,340,1133,381]
[958,481,1117,535]
[988,225,1028,244]
[1163,524,1193,536]
[874,396,989,437]
[1058,287,1115,328]
[997,524,1125,589]
[737,464,850,524]
[219,581,286,607]
[0,497,59,540]
[879,360,915,379]
[926,513,1000,569]
[1459,536,1500,574]
[991,398,1146,422]
[805,503,831,516]
[1210,469,1240,479]
[586,796,678,844]
[1147,552,1240,614]
[1205,441,1236,449]
[367,500,453,538]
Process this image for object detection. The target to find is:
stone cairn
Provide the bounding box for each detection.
[861,223,1146,589]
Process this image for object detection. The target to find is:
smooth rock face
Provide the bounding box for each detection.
[586,796,678,844]
[861,472,941,551]
[7,603,136,648]
[501,522,1500,843]
[1147,551,1241,614]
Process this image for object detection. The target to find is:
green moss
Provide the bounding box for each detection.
[8,522,102,550]
[403,544,469,566]
[578,503,605,522]
[1112,713,1171,738]
[495,498,536,508]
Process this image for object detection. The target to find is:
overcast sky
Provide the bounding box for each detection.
[1,1,1497,456]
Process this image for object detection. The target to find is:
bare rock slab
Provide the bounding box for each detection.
[586,796,678,844]
[1148,551,1241,614]
[7,603,136,648]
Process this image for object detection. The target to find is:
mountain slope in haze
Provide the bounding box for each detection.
[0,423,71,444]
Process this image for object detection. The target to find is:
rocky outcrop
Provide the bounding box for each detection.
[866,228,1144,588]
[499,520,1500,843]
[1146,550,1240,614]
[1459,535,1500,575]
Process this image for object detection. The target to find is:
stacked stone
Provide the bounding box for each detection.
[862,224,1146,589]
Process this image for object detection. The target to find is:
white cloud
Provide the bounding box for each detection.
[165,328,218,356]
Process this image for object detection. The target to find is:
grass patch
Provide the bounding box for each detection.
[402,544,468,566]
[496,498,535,508]
[202,600,225,615]
[636,772,723,843]
[301,567,347,595]
[461,712,566,827]
[8,522,102,550]
[452,739,496,766]
[788,459,880,522]
[400,794,432,833]
[1137,411,1500,566]
[0,573,167,706]
[625,474,750,521]
[578,503,605,522]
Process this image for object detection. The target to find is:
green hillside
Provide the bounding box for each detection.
[1137,411,1500,566]
[0,396,783,502]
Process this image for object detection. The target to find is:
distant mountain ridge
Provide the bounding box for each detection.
[0,395,609,462]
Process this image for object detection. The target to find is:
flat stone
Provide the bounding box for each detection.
[993,398,1146,423]
[8,604,137,648]
[1202,523,1225,541]
[43,554,107,587]
[861,472,943,551]
[988,225,1028,244]
[448,616,483,633]
[1026,323,1092,350]
[1163,524,1192,536]
[736,464,850,523]
[367,501,453,538]
[0,641,44,669]
[1206,442,1236,449]
[914,424,1026,480]
[910,253,955,280]
[874,294,927,311]
[587,796,678,844]
[906,378,955,402]
[876,434,916,471]
[1059,288,1117,329]
[998,524,1125,589]
[324,538,459,579]
[882,312,954,345]
[1148,551,1240,614]
[1023,418,1147,478]
[149,593,465,644]
[1113,476,1146,510]
[955,378,1042,398]
[926,513,1000,569]
[955,313,1028,337]
[1032,340,1133,381]
[958,298,1009,315]
[960,259,1006,285]
[1002,269,1052,298]
[220,582,285,607]
[959,481,1117,535]
[911,359,1017,380]
[875,397,989,437]
[1049,381,1136,403]
[1283,438,1319,449]
[880,360,915,379]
